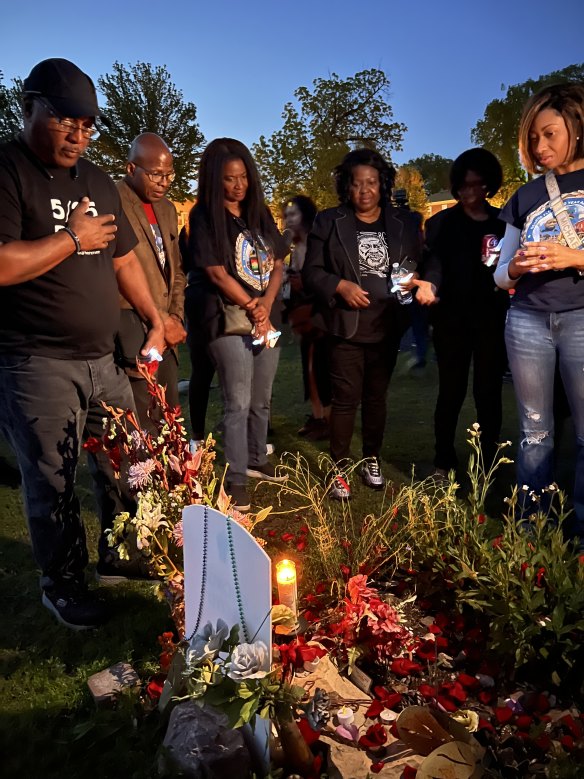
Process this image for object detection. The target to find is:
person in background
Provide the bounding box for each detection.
[282,195,331,440]
[116,133,186,425]
[303,148,421,500]
[494,83,584,547]
[180,223,216,445]
[185,138,288,511]
[415,148,507,478]
[0,59,165,629]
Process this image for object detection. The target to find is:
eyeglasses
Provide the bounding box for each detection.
[135,164,176,184]
[35,96,99,139]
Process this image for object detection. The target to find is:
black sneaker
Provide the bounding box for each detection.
[360,459,385,490]
[246,462,288,482]
[41,580,107,631]
[297,415,319,436]
[228,484,251,512]
[305,418,329,442]
[329,474,351,501]
[95,559,161,587]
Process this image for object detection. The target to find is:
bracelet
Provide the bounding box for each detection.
[63,226,81,254]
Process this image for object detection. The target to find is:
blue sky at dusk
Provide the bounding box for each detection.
[3,0,582,165]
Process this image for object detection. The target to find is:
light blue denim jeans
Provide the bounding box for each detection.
[209,335,280,486]
[505,306,584,538]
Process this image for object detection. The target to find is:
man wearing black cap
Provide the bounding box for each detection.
[0,58,165,630]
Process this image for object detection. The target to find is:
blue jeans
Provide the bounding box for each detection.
[0,352,136,586]
[505,306,584,537]
[209,336,280,486]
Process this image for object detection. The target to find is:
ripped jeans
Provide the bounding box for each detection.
[505,306,584,537]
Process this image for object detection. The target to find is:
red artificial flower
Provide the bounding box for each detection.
[316,581,327,594]
[366,700,385,719]
[478,690,494,705]
[296,539,307,552]
[341,539,352,550]
[492,535,502,549]
[560,735,574,752]
[561,714,583,738]
[434,612,449,630]
[389,721,400,739]
[477,514,486,524]
[403,766,418,779]
[281,532,294,542]
[535,567,546,587]
[534,733,551,751]
[520,562,529,578]
[370,762,385,774]
[427,623,442,634]
[515,714,533,730]
[267,529,276,538]
[365,687,402,718]
[440,681,467,704]
[359,722,388,749]
[494,706,514,724]
[457,673,480,690]
[83,436,102,453]
[146,673,166,701]
[297,716,321,745]
[390,658,422,677]
[340,564,351,580]
[415,639,437,662]
[578,554,584,565]
[299,525,309,534]
[418,684,437,699]
[436,695,457,712]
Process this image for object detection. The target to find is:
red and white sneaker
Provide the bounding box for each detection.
[329,474,351,501]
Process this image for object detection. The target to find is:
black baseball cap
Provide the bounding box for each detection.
[23,58,104,120]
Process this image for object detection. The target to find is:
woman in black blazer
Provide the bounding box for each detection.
[303,148,421,499]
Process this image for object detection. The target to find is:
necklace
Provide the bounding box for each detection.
[186,506,249,644]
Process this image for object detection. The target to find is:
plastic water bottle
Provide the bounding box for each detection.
[390,263,413,305]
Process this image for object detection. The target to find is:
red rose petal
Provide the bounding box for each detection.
[403,766,417,779]
[436,694,458,712]
[366,700,384,719]
[494,706,514,724]
[515,714,533,730]
[370,762,385,774]
[418,684,437,699]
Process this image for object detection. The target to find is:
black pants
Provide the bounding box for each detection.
[433,310,507,470]
[328,336,399,464]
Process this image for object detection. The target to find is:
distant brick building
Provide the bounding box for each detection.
[427,190,456,218]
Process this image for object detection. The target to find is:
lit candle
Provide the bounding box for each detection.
[276,559,297,615]
[337,706,354,727]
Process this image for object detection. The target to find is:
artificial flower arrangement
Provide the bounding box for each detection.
[84,360,269,634]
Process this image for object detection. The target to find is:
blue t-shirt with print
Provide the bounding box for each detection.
[500,168,584,312]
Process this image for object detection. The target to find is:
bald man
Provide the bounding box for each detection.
[116,133,187,423]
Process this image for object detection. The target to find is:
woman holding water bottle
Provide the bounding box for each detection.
[415,148,507,478]
[303,148,421,500]
[185,138,288,511]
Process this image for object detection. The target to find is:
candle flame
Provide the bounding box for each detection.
[276,559,296,584]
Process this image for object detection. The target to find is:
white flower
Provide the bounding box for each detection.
[187,619,230,666]
[225,641,269,681]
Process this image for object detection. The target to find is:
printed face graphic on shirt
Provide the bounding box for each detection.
[234,229,274,291]
[357,230,390,277]
[522,190,584,245]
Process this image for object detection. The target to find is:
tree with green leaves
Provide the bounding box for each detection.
[407,153,453,195]
[0,71,23,142]
[253,69,406,210]
[87,62,205,200]
[472,64,584,201]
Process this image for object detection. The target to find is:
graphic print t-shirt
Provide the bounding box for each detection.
[188,206,287,340]
[0,138,137,358]
[353,215,392,342]
[500,169,584,312]
[142,202,166,271]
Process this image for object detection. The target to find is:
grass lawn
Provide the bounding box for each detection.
[0,328,577,777]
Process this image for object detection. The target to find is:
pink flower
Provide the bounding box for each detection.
[347,574,375,603]
[172,521,184,547]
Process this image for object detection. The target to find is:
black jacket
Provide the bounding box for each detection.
[302,203,422,340]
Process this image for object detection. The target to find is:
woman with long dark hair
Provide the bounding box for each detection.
[185,138,288,510]
[303,148,421,500]
[494,83,584,544]
[415,148,507,476]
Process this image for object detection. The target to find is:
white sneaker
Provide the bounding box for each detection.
[360,459,385,490]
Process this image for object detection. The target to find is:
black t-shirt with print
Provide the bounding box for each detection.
[0,138,137,358]
[188,206,287,341]
[500,168,584,312]
[352,215,392,343]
